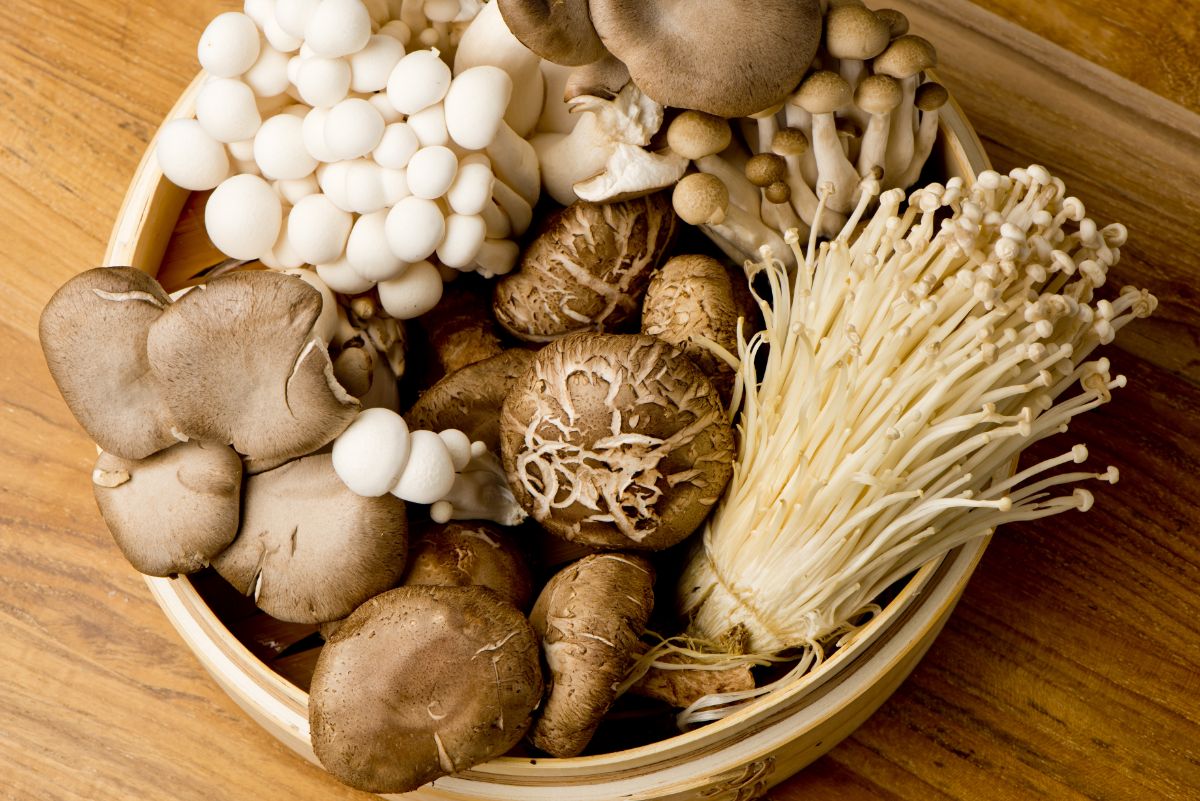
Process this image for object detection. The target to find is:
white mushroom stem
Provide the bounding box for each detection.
[761,192,806,238]
[857,109,892,179]
[451,0,544,137]
[480,199,511,239]
[891,101,943,190]
[810,112,861,214]
[885,76,920,180]
[430,451,528,526]
[486,123,541,207]
[473,239,520,278]
[490,175,533,235]
[694,155,761,217]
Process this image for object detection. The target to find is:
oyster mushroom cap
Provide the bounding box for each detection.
[528,553,655,757]
[588,0,822,118]
[500,333,734,550]
[40,267,177,460]
[309,585,543,793]
[212,453,407,623]
[146,270,360,463]
[92,441,242,577]
[404,521,534,610]
[563,52,630,102]
[496,0,607,66]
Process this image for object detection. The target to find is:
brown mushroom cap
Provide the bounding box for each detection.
[745,153,788,187]
[414,278,503,378]
[854,73,904,115]
[793,70,853,115]
[672,172,729,227]
[528,553,654,757]
[771,127,810,158]
[872,34,938,80]
[764,181,791,205]
[588,0,823,118]
[563,52,631,102]
[212,453,407,623]
[403,521,534,610]
[916,81,951,111]
[310,585,543,793]
[824,4,892,61]
[92,441,242,577]
[40,267,177,460]
[496,0,607,66]
[875,8,910,38]
[500,333,735,550]
[146,270,360,464]
[666,111,733,161]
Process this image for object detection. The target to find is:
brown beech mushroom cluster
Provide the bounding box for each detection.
[500,333,734,550]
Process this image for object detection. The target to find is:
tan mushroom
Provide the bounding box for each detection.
[745,152,805,236]
[40,267,177,460]
[891,81,950,189]
[212,453,407,623]
[563,52,631,102]
[404,521,534,610]
[823,3,892,93]
[309,585,543,793]
[413,278,504,380]
[671,172,792,267]
[528,553,654,757]
[854,73,904,180]
[792,70,860,214]
[92,441,242,577]
[872,34,938,182]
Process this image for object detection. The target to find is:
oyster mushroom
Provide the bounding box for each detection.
[212,453,407,624]
[563,52,630,102]
[309,585,542,793]
[40,267,177,460]
[496,0,606,66]
[146,270,359,463]
[404,521,534,610]
[92,441,242,577]
[528,553,655,757]
[500,333,734,550]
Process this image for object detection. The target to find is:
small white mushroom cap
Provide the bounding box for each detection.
[275,0,322,39]
[289,193,353,264]
[379,19,412,45]
[332,407,412,497]
[437,429,474,471]
[368,92,403,124]
[344,158,389,213]
[423,0,461,23]
[445,157,494,216]
[386,50,452,115]
[391,429,456,504]
[379,166,411,205]
[385,196,445,262]
[444,65,512,151]
[198,12,261,78]
[262,226,306,270]
[206,174,282,259]
[254,113,319,180]
[243,0,275,28]
[302,107,338,162]
[284,267,340,344]
[405,103,450,147]
[244,45,292,97]
[157,119,230,191]
[347,210,409,281]
[196,78,262,143]
[317,254,377,294]
[305,0,373,58]
[349,34,406,92]
[263,13,304,53]
[373,122,421,169]
[377,260,443,319]
[406,145,458,199]
[325,98,386,160]
[436,214,486,269]
[296,56,352,108]
[275,173,320,205]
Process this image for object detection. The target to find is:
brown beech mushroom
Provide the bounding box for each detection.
[92,441,242,577]
[872,34,938,181]
[892,81,950,189]
[496,0,607,66]
[792,70,860,214]
[745,152,805,235]
[404,521,534,610]
[146,271,359,464]
[528,553,654,757]
[310,585,542,793]
[642,255,740,404]
[500,333,734,550]
[587,0,823,118]
[492,193,676,343]
[212,453,407,623]
[671,172,792,268]
[854,73,904,180]
[824,3,892,93]
[40,267,177,460]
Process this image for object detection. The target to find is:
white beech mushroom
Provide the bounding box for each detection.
[309,586,542,793]
[212,453,407,623]
[792,70,861,214]
[92,441,242,577]
[871,34,937,183]
[891,81,950,189]
[528,553,655,757]
[452,0,544,137]
[854,73,903,181]
[40,267,178,460]
[500,333,734,550]
[403,521,534,610]
[492,193,675,342]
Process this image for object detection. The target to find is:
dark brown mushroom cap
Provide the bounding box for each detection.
[406,349,535,453]
[764,181,791,205]
[824,3,892,61]
[745,153,788,187]
[916,81,951,111]
[212,453,407,623]
[40,267,178,460]
[309,585,543,793]
[415,277,504,378]
[872,34,937,80]
[588,0,822,118]
[500,333,734,550]
[528,553,655,757]
[146,270,360,463]
[92,441,242,577]
[403,521,534,610]
[496,0,607,66]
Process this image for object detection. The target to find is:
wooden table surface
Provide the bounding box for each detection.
[2,1,1197,799]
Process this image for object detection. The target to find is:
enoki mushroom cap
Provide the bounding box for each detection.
[824,3,892,60]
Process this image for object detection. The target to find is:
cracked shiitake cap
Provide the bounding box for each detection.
[212,453,407,623]
[404,521,534,611]
[146,270,360,464]
[528,553,655,757]
[92,441,242,577]
[309,585,543,793]
[40,267,177,460]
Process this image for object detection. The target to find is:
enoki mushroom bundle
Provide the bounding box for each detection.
[673,166,1155,714]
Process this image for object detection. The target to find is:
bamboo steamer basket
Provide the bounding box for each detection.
[104,72,992,801]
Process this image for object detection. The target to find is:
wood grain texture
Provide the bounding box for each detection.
[0,2,1197,801]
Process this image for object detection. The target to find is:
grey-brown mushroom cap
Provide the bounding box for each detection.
[212,453,407,624]
[496,0,607,66]
[309,585,543,794]
[528,553,655,757]
[588,0,822,118]
[40,266,178,460]
[500,333,735,550]
[92,441,242,577]
[406,349,535,454]
[563,52,630,102]
[146,270,360,464]
[403,521,534,611]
